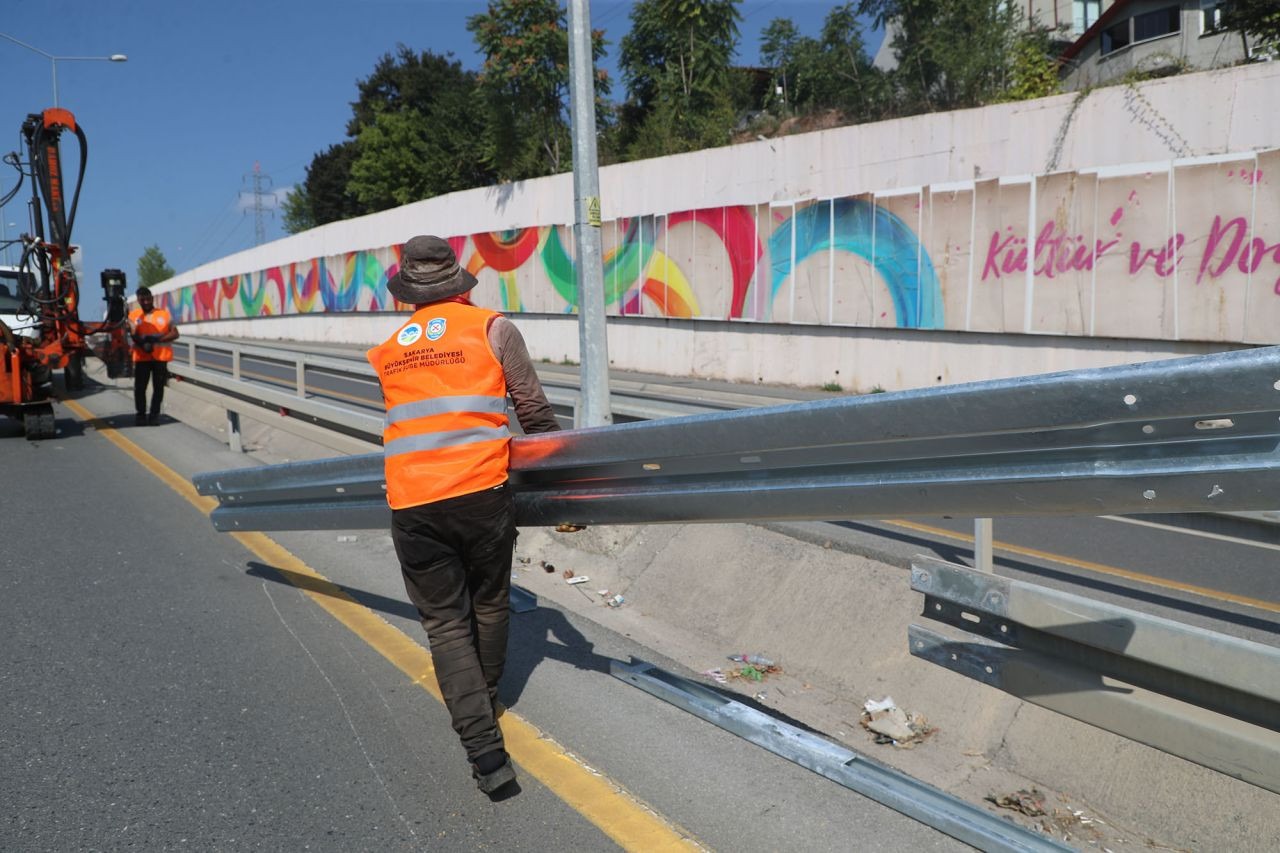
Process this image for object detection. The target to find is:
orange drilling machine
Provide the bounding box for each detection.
[1,108,130,438]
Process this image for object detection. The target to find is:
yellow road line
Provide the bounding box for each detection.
[882,517,1280,615]
[62,398,701,852]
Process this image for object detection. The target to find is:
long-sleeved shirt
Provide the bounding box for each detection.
[487,315,560,435]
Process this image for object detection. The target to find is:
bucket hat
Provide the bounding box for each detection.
[387,235,477,304]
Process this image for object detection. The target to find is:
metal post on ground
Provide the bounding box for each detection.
[566,0,612,428]
[227,410,242,453]
[974,518,993,573]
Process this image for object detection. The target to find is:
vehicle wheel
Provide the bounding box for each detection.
[23,403,55,440]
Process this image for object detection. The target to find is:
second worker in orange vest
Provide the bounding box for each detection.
[368,235,561,796]
[128,286,179,426]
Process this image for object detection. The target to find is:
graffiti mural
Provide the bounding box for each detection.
[157,149,1280,344]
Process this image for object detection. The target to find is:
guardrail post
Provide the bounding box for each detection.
[974,518,993,573]
[296,358,306,399]
[188,340,196,368]
[227,410,242,453]
[231,347,241,381]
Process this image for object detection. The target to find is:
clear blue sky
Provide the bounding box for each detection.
[0,1,878,303]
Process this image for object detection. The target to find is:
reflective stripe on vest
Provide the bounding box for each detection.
[385,394,508,428]
[367,302,510,509]
[384,424,510,458]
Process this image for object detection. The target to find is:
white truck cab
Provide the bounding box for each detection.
[0,265,41,339]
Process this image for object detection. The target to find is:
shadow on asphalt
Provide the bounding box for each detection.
[244,560,611,709]
[242,560,826,736]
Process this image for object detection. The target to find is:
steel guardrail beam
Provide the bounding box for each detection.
[179,335,780,422]
[909,557,1280,794]
[169,362,385,437]
[612,659,1071,853]
[192,347,1280,532]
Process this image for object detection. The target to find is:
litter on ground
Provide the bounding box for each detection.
[860,697,936,748]
[986,788,1047,817]
[728,653,775,667]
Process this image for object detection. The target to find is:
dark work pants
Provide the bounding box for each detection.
[133,360,168,416]
[391,483,515,763]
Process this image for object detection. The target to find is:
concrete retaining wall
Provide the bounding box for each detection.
[159,63,1280,389]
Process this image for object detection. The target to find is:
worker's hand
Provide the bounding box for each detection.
[555,523,587,533]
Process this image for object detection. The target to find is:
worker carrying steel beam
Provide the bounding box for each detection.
[367,235,561,796]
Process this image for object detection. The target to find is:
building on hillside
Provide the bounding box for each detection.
[1058,1,1266,90]
[872,3,1265,93]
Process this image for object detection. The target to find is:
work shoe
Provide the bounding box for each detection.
[472,750,516,794]
[135,413,146,426]
[147,413,160,426]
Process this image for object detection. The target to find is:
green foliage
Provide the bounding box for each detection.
[347,46,480,138]
[280,186,313,234]
[761,4,888,121]
[467,0,609,181]
[859,0,1024,112]
[347,63,492,211]
[1224,0,1280,52]
[136,245,175,288]
[821,381,842,392]
[283,141,362,234]
[619,0,743,157]
[279,0,1084,236]
[997,31,1061,103]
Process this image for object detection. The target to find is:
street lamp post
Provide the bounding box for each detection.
[566,0,612,428]
[0,31,127,107]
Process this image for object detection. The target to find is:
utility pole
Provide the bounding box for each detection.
[242,162,274,246]
[567,0,612,427]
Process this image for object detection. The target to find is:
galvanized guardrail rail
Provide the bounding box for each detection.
[194,346,1280,532]
[910,556,1280,795]
[170,335,769,440]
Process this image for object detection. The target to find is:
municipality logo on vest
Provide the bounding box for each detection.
[426,318,447,341]
[397,323,422,346]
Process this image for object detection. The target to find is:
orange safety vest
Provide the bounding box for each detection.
[367,302,511,510]
[128,307,174,362]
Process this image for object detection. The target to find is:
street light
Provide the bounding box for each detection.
[0,31,127,108]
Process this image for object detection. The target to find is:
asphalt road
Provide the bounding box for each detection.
[0,385,967,852]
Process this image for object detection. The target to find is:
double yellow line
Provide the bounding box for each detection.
[63,398,700,851]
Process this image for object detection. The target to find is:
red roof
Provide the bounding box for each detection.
[1060,0,1137,62]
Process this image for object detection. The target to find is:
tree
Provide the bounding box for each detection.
[282,141,362,234]
[858,0,1023,112]
[347,52,493,211]
[1224,0,1280,54]
[761,18,801,107]
[467,0,609,181]
[283,47,492,233]
[347,46,485,138]
[618,0,743,157]
[348,100,493,210]
[136,245,174,288]
[997,29,1060,103]
[762,5,887,121]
